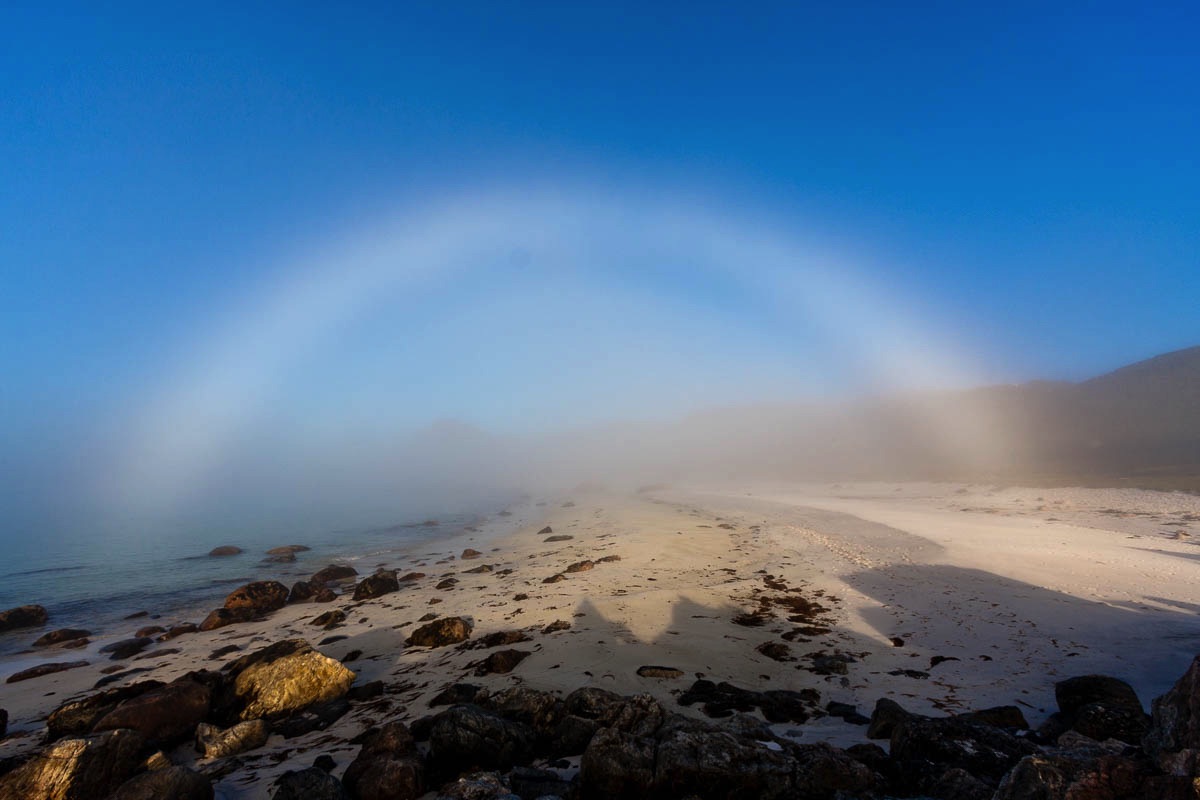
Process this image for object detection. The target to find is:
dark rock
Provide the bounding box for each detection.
[542,620,571,634]
[288,580,317,603]
[223,580,289,616]
[419,612,439,621]
[407,616,473,647]
[890,714,1038,787]
[790,741,882,799]
[1072,702,1150,745]
[542,574,566,584]
[756,642,792,662]
[0,728,146,800]
[46,680,164,739]
[311,564,358,585]
[210,644,242,660]
[92,677,211,743]
[353,571,401,601]
[538,526,553,534]
[809,653,854,675]
[93,667,152,687]
[472,649,531,676]
[274,766,350,800]
[564,560,594,574]
[267,545,310,555]
[545,535,573,542]
[100,637,153,660]
[596,554,621,563]
[637,665,684,679]
[133,626,165,639]
[958,705,1029,730]
[195,718,269,758]
[32,629,90,647]
[436,578,459,590]
[1057,675,1144,718]
[513,593,529,602]
[0,604,48,633]
[427,705,535,779]
[867,697,916,739]
[399,571,426,582]
[579,727,656,799]
[343,720,424,799]
[313,754,337,772]
[311,609,346,629]
[436,771,514,799]
[208,545,242,556]
[223,639,355,721]
[198,607,253,631]
[1146,653,1200,775]
[6,660,89,683]
[314,587,338,602]
[463,564,493,574]
[929,766,992,800]
[566,688,665,735]
[272,698,350,738]
[262,551,296,563]
[431,684,486,707]
[678,680,817,724]
[655,724,793,799]
[826,701,870,725]
[509,765,571,799]
[462,548,483,560]
[0,709,6,739]
[348,680,384,702]
[108,766,213,800]
[470,630,532,649]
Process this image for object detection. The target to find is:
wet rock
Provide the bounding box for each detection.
[108,766,213,800]
[427,705,535,779]
[224,639,356,720]
[343,720,424,800]
[544,535,573,542]
[133,625,165,638]
[0,604,48,632]
[0,728,146,800]
[564,560,594,574]
[472,649,531,676]
[32,629,90,647]
[542,574,566,584]
[407,616,473,647]
[274,767,350,800]
[6,660,89,684]
[156,623,196,642]
[92,677,210,743]
[262,551,296,563]
[311,564,358,585]
[195,719,269,758]
[637,665,684,679]
[354,571,401,601]
[101,637,154,660]
[314,587,338,602]
[46,680,164,739]
[462,548,483,560]
[268,545,311,556]
[223,580,289,616]
[311,609,346,629]
[542,620,571,634]
[208,545,242,556]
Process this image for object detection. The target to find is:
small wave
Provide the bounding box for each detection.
[0,565,87,579]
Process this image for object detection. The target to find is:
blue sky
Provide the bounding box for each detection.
[2,2,1198,527]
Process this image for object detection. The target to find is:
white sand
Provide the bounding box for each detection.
[2,482,1199,797]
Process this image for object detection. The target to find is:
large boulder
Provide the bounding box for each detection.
[565,688,665,737]
[222,581,289,615]
[92,677,211,743]
[427,705,536,780]
[224,639,355,720]
[407,617,473,647]
[789,741,883,799]
[654,723,793,799]
[890,714,1038,790]
[107,766,213,800]
[1145,654,1200,775]
[195,718,269,758]
[353,571,401,601]
[579,727,657,799]
[274,767,349,800]
[0,729,146,800]
[0,604,48,632]
[1049,675,1148,746]
[343,721,424,800]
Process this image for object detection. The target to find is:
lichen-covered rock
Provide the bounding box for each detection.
[407,617,473,647]
[225,639,355,721]
[92,678,211,743]
[222,580,289,615]
[0,728,146,800]
[107,766,213,800]
[0,604,48,632]
[195,719,269,758]
[353,571,400,601]
[343,721,424,799]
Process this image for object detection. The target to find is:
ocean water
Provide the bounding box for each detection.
[0,489,522,662]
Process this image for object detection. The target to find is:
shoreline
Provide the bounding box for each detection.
[2,481,1199,798]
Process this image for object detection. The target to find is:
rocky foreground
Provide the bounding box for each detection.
[2,486,1200,798]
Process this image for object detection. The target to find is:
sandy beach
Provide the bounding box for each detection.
[3,481,1200,798]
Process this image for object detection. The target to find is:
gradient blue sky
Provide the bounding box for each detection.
[2,2,1198,526]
